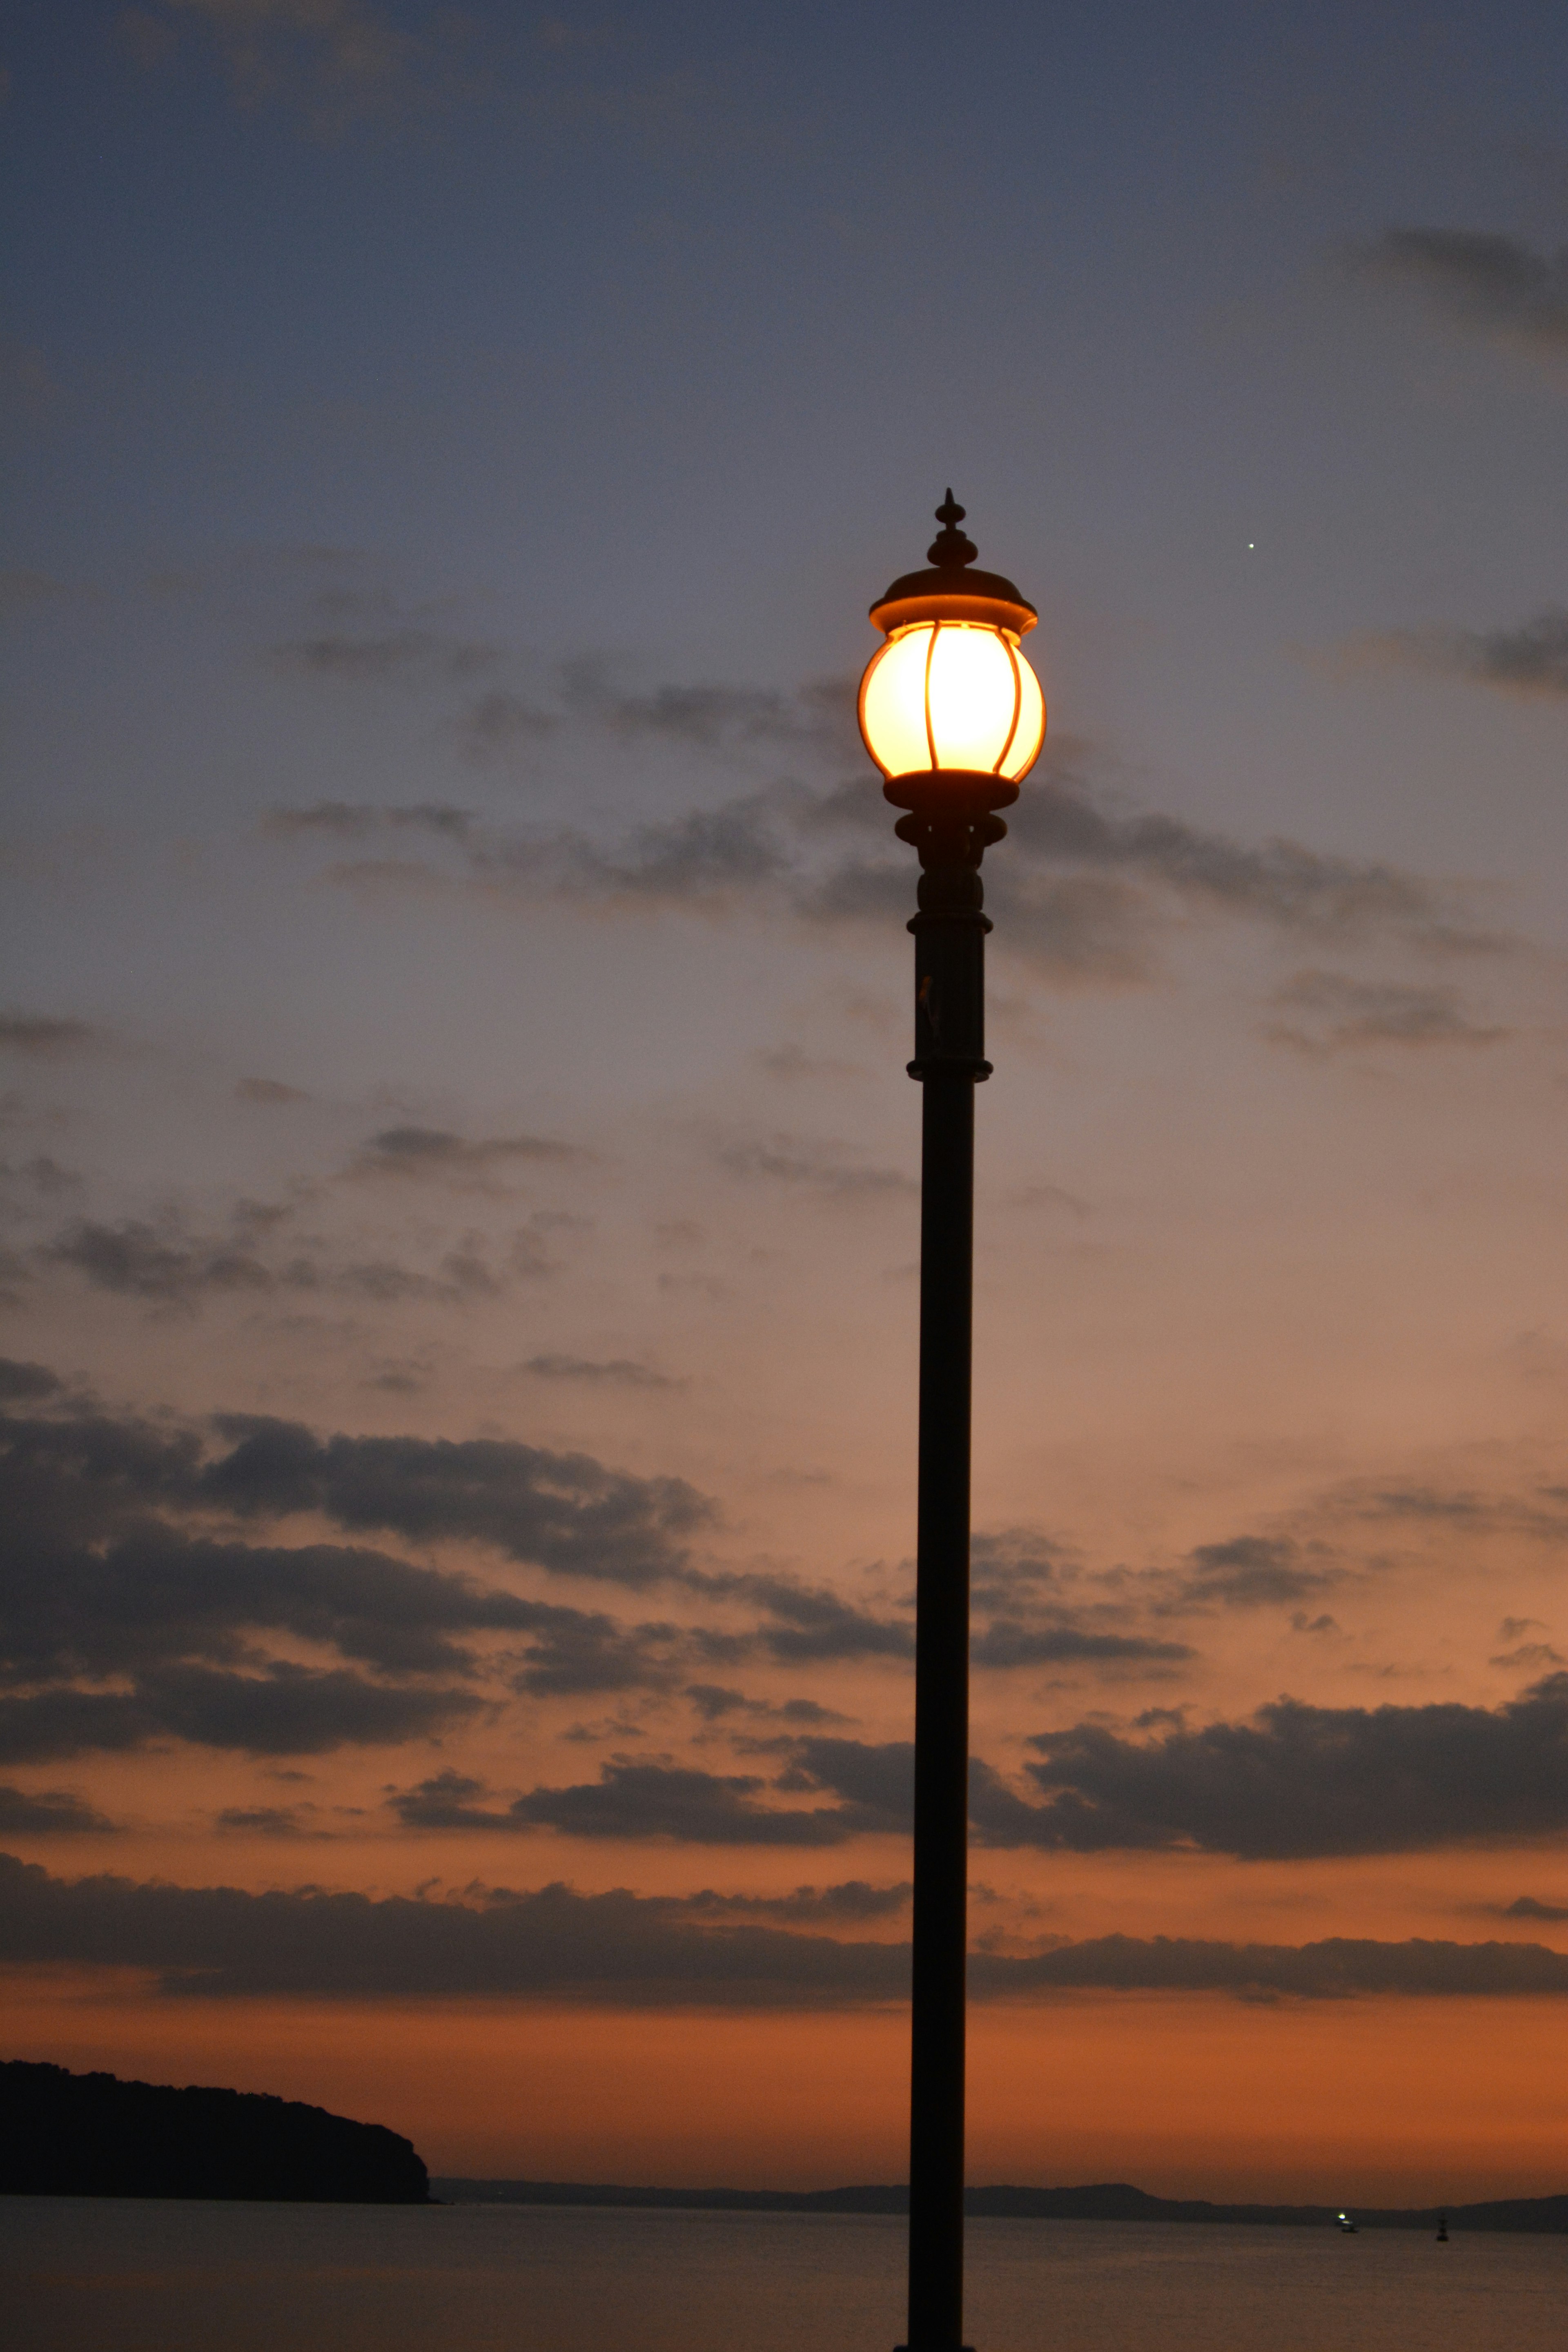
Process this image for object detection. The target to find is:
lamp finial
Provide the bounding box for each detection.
[928,492,978,571]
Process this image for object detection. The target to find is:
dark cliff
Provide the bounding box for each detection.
[0,2060,429,2202]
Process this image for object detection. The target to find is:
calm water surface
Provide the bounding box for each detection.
[2,2198,1563,2352]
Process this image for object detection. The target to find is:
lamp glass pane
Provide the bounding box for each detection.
[860,621,1047,780]
[858,627,935,779]
[925,625,1020,771]
[999,652,1045,780]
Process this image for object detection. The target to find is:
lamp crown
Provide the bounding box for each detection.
[869,497,1037,639]
[927,492,978,571]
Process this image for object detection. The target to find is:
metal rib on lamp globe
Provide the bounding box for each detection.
[858,620,1046,784]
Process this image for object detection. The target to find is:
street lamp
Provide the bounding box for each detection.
[860,494,1045,2352]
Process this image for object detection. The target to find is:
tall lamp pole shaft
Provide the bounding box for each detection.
[863,494,1034,2352]
[904,896,989,2352]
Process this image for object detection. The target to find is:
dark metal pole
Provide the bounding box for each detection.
[899,862,995,2352]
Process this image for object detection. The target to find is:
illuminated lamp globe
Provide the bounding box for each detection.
[859,494,1045,789]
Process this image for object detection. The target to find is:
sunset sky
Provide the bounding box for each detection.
[6,0,1568,2205]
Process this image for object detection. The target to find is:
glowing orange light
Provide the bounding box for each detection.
[858,619,1045,784]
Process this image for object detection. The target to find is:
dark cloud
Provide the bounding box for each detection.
[0,1849,911,2004]
[458,690,561,760]
[1348,610,1568,703]
[1449,611,1568,696]
[969,1622,1194,1669]
[263,802,476,840]
[236,1078,311,1105]
[1266,970,1508,1054]
[968,1528,1069,1603]
[1349,228,1568,357]
[274,632,498,682]
[522,1354,679,1390]
[1506,1896,1568,1923]
[0,1360,60,1401]
[964,1527,1197,1671]
[316,739,1489,979]
[726,1580,913,1665]
[2,1525,555,1684]
[560,663,857,759]
[0,1668,482,1762]
[715,1134,917,1200]
[0,1391,723,1755]
[214,1806,325,1838]
[349,1125,581,1180]
[1,1392,708,1588]
[1343,1482,1568,1544]
[0,1154,81,1198]
[1172,1536,1340,1610]
[395,1758,878,1846]
[0,1389,932,1736]
[392,1735,915,1847]
[1005,781,1408,927]
[672,1881,911,1924]
[508,1608,698,1697]
[4,1852,1564,2006]
[388,1769,514,1830]
[684,1684,845,1728]
[774,1737,913,1829]
[38,1205,527,1315]
[968,1933,1568,2000]
[44,1217,276,1303]
[200,1415,708,1584]
[557,792,798,901]
[0,1014,104,1057]
[0,1784,117,1835]
[686,1684,750,1720]
[967,1676,1568,1858]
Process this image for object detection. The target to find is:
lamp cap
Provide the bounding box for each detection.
[870,492,1037,637]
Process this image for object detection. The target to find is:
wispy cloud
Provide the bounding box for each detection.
[263,802,476,841]
[1265,969,1508,1054]
[392,1757,887,1847]
[558,662,858,760]
[714,1132,916,1200]
[131,0,448,139]
[1348,228,1568,360]
[40,1209,528,1310]
[522,1354,680,1390]
[280,738,1501,982]
[0,1785,118,1835]
[0,1015,107,1058]
[273,630,499,682]
[347,1125,582,1182]
[1343,610,1568,702]
[1165,1535,1341,1611]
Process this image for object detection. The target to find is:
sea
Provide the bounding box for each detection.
[2,2198,1564,2352]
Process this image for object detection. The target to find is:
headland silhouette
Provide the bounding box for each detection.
[0,2060,429,2203]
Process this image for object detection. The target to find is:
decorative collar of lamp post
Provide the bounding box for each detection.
[860,494,1045,908]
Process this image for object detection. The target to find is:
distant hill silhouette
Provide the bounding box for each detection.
[1,2061,428,2202]
[433,2176,1568,2233]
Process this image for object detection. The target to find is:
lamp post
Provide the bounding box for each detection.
[858,495,1045,2352]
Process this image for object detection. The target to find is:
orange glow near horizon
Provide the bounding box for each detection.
[7,1971,1567,2206]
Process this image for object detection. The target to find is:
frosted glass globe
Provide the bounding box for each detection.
[858,620,1045,783]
